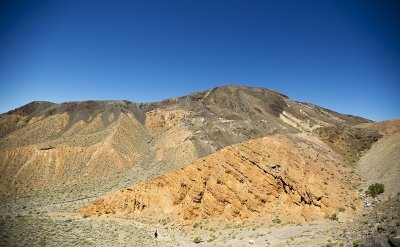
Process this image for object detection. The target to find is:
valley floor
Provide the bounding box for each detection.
[0,189,398,247]
[1,127,399,247]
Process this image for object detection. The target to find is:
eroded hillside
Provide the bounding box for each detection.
[80,134,363,224]
[1,85,399,247]
[0,86,373,194]
[0,104,201,194]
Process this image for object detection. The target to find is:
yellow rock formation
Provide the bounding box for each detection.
[81,134,362,223]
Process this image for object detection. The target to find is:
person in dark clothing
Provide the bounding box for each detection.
[154,229,158,238]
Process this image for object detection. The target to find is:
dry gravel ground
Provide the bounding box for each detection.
[0,184,399,247]
[0,211,339,247]
[0,213,176,247]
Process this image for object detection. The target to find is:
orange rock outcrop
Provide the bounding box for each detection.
[81,134,362,223]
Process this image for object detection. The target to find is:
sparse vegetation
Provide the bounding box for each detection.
[82,213,90,218]
[326,213,338,221]
[207,234,217,242]
[192,222,201,228]
[366,183,384,198]
[352,238,361,247]
[193,236,202,243]
[272,217,281,224]
[380,213,389,222]
[0,214,174,246]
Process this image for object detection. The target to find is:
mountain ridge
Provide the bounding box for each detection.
[0,85,379,195]
[2,85,372,123]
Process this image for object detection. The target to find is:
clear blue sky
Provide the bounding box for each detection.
[1,0,399,121]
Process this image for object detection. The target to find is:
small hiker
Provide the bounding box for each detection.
[154,229,158,238]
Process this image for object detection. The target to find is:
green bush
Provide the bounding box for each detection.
[366,183,384,198]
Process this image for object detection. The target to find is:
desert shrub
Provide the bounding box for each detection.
[366,183,384,198]
[352,238,361,247]
[82,212,91,218]
[272,218,281,224]
[207,234,216,242]
[193,222,201,228]
[326,213,338,221]
[193,236,202,243]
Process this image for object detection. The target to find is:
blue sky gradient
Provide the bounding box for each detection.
[1,0,399,121]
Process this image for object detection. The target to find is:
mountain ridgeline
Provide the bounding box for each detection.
[0,85,371,193]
